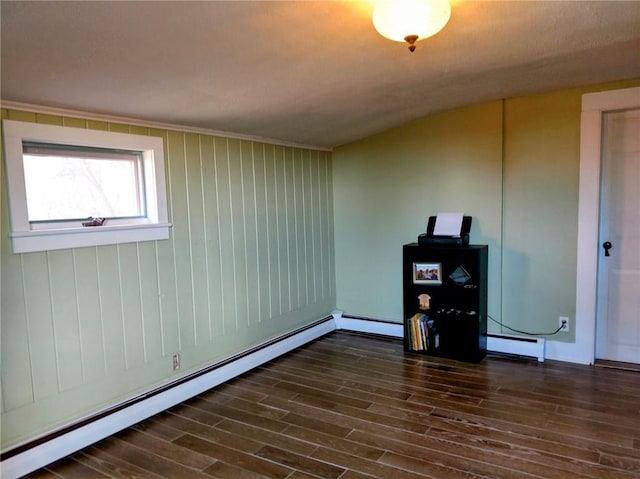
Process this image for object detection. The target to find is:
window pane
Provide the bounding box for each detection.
[23,151,144,222]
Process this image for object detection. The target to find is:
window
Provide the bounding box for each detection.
[2,120,170,253]
[23,143,145,223]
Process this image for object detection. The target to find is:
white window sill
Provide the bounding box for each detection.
[3,119,170,254]
[10,223,172,253]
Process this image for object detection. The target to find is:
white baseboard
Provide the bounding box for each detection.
[543,338,591,365]
[336,313,546,362]
[1,318,335,479]
[1,312,559,477]
[337,316,403,338]
[487,333,545,362]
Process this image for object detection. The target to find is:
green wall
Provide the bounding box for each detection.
[333,79,640,342]
[333,101,503,323]
[502,90,582,335]
[0,110,336,449]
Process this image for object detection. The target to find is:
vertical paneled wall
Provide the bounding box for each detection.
[0,109,335,449]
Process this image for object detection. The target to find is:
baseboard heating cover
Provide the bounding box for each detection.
[1,317,335,479]
[487,333,545,362]
[335,313,545,363]
[2,314,546,478]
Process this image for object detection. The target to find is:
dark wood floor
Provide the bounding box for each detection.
[25,331,640,479]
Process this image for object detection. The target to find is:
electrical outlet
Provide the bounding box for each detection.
[559,316,570,333]
[172,353,180,370]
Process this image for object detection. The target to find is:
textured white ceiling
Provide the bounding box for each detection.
[2,1,639,149]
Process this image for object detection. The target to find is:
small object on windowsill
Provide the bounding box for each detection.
[82,217,106,227]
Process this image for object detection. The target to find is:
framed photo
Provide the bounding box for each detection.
[413,262,442,285]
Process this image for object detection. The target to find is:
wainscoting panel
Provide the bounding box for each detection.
[0,108,336,452]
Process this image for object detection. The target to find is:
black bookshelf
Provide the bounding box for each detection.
[403,243,488,362]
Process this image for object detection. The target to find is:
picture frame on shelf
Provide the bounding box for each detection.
[413,262,442,285]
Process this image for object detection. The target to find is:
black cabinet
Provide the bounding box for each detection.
[403,243,488,362]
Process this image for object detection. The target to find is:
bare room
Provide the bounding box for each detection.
[1,1,639,478]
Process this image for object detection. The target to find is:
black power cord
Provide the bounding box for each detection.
[489,315,565,336]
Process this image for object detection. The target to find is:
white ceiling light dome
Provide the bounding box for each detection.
[372,0,452,51]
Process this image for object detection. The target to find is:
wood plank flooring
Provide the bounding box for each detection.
[25,331,640,479]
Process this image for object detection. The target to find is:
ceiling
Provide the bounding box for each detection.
[2,1,639,150]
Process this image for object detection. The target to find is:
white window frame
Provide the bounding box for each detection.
[2,120,170,253]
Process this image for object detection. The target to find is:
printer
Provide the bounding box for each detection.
[418,215,472,247]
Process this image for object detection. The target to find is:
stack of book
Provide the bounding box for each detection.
[407,313,438,351]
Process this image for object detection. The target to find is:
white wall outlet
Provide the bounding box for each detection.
[559,316,570,333]
[172,353,181,370]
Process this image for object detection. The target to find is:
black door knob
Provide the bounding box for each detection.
[603,241,612,257]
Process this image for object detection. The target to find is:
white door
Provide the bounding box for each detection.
[596,109,640,363]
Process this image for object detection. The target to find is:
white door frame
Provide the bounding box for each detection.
[546,87,640,364]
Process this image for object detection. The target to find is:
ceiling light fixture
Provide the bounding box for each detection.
[372,0,451,52]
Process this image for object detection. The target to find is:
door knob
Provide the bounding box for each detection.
[602,241,612,257]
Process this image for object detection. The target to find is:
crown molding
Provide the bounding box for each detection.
[0,100,332,152]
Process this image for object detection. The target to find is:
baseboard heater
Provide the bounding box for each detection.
[1,317,336,479]
[4,315,546,478]
[337,314,545,362]
[487,333,545,362]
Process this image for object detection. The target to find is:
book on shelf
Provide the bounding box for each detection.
[407,313,436,351]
